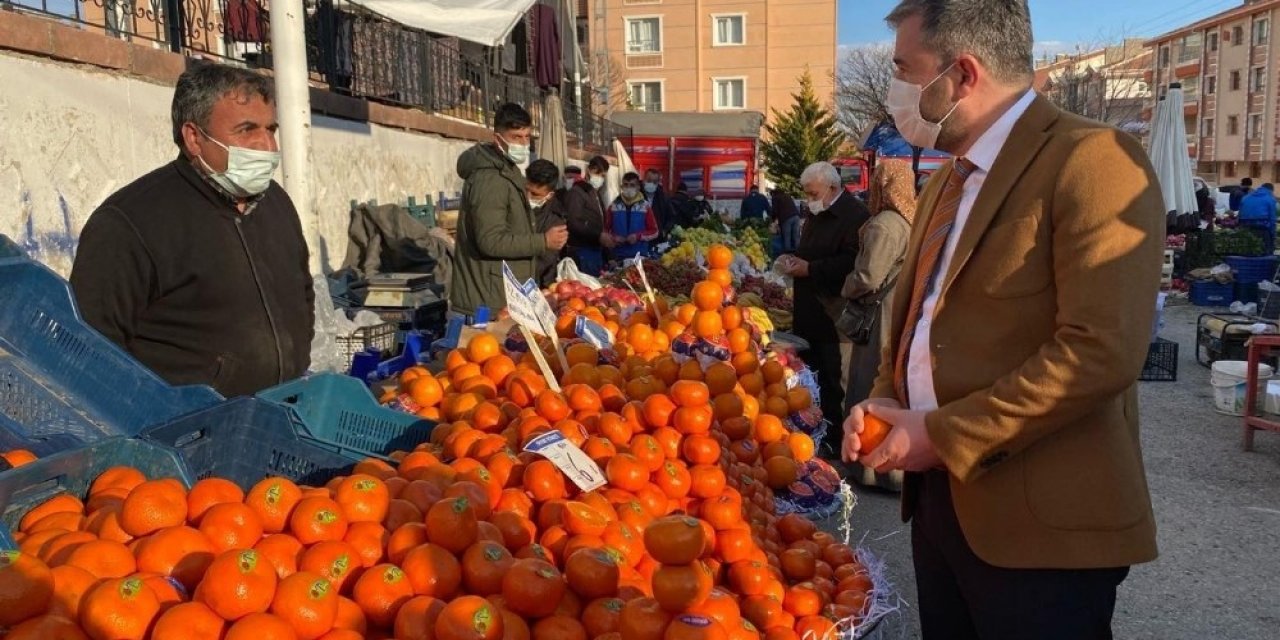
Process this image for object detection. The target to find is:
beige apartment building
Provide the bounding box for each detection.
[589,0,837,116]
[1148,0,1280,186]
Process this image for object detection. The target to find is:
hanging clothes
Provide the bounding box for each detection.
[533,3,561,89]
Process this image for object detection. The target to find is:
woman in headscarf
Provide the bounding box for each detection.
[838,159,917,412]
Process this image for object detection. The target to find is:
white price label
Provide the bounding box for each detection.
[523,431,606,492]
[633,253,656,303]
[575,315,614,348]
[502,262,544,335]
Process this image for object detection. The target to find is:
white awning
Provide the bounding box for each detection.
[346,0,538,47]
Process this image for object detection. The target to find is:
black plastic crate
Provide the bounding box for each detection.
[1139,338,1178,382]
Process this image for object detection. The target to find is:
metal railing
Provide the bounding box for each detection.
[3,0,633,155]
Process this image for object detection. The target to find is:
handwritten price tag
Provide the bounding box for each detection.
[523,431,606,492]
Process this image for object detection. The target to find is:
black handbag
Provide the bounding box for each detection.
[836,279,896,345]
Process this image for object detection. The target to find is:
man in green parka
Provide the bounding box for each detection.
[451,103,569,317]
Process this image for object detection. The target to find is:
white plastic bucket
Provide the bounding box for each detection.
[1210,360,1273,416]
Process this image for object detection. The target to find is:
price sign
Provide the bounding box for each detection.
[575,315,614,349]
[523,431,606,492]
[502,262,543,333]
[633,253,656,303]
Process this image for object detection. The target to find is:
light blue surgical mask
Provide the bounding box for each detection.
[500,134,530,164]
[196,128,280,198]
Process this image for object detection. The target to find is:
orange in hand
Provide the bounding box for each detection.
[858,413,892,456]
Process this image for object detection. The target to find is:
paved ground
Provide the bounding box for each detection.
[828,302,1280,639]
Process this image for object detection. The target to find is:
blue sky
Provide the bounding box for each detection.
[840,0,1241,57]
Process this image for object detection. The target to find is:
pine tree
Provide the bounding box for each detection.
[760,69,846,195]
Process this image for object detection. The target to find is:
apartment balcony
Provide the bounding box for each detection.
[1143,69,1154,84]
[1175,60,1201,79]
[1201,136,1215,161]
[1185,102,1199,117]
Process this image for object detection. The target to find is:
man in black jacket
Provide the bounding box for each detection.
[644,168,676,237]
[779,161,870,452]
[558,165,607,275]
[70,63,314,398]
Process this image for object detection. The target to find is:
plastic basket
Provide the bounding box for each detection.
[140,397,359,490]
[257,373,436,459]
[336,322,397,370]
[1139,338,1179,382]
[0,259,222,443]
[0,413,85,462]
[1190,281,1233,306]
[1225,256,1279,285]
[0,437,191,548]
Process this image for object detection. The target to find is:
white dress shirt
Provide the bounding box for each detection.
[906,90,1038,411]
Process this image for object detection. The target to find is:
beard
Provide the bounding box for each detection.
[919,81,967,154]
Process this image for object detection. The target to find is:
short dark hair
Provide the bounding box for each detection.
[750,184,759,191]
[886,0,1034,85]
[677,182,689,192]
[172,63,274,148]
[588,156,611,174]
[1264,183,1276,191]
[494,103,533,132]
[526,159,560,188]
[645,168,661,176]
[1243,177,1254,186]
[565,165,583,175]
[622,172,641,183]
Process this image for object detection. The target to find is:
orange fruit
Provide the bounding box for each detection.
[643,516,707,565]
[151,601,226,639]
[425,496,480,554]
[332,596,367,634]
[246,478,305,534]
[400,543,463,599]
[290,497,350,545]
[435,594,504,640]
[119,480,187,538]
[90,467,146,497]
[705,269,733,289]
[619,597,672,640]
[186,478,245,525]
[135,525,216,590]
[65,539,136,580]
[3,613,91,639]
[352,563,414,628]
[255,533,305,579]
[692,311,724,339]
[299,541,361,595]
[692,282,725,312]
[19,494,84,533]
[707,245,733,270]
[502,559,566,619]
[466,334,502,364]
[394,595,447,640]
[334,474,390,524]
[409,376,446,408]
[48,564,98,620]
[652,562,713,613]
[859,414,892,455]
[343,521,388,569]
[195,549,279,621]
[271,571,339,640]
[564,547,620,600]
[0,550,55,626]
[199,502,265,553]
[79,575,160,640]
[224,612,298,640]
[753,415,787,444]
[460,540,515,596]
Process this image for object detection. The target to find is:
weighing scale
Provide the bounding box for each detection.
[364,273,438,308]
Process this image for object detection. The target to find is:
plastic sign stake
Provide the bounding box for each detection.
[633,253,656,304]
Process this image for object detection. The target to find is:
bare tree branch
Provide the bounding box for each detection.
[1038,35,1151,135]
[589,54,634,116]
[835,44,895,140]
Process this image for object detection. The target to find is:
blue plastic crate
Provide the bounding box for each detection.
[257,373,435,459]
[141,397,359,491]
[1236,282,1261,304]
[0,437,192,548]
[1224,255,1279,285]
[0,258,222,443]
[1190,281,1234,306]
[0,413,84,463]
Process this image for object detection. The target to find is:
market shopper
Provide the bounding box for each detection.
[644,168,675,237]
[1238,183,1277,255]
[605,172,660,261]
[771,188,802,253]
[839,159,915,412]
[527,160,566,287]
[740,184,772,220]
[843,2,1163,637]
[557,165,609,275]
[587,155,611,211]
[1229,176,1254,212]
[451,103,569,317]
[778,161,869,453]
[70,63,313,398]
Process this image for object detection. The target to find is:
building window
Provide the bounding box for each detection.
[1226,161,1237,178]
[713,78,746,110]
[1231,70,1242,91]
[1255,19,1270,45]
[1234,25,1245,45]
[1159,46,1170,66]
[625,17,661,53]
[1203,118,1215,137]
[1207,76,1217,94]
[1250,114,1264,139]
[628,81,663,112]
[1179,33,1202,62]
[1252,161,1262,178]
[1210,32,1219,51]
[712,14,745,46]
[1253,67,1267,91]
[1229,115,1240,135]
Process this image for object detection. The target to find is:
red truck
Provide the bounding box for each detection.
[835,122,950,193]
[610,112,765,198]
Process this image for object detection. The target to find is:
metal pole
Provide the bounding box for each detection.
[270,0,320,275]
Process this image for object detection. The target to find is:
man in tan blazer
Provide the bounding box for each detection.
[842,2,1162,638]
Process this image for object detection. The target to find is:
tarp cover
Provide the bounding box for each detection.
[346,0,537,47]
[859,121,949,158]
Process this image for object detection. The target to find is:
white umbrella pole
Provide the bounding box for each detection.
[271,0,320,275]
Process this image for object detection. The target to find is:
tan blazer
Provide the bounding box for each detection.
[870,96,1162,569]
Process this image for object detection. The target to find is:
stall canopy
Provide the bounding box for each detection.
[345,0,537,47]
[608,112,766,138]
[1148,83,1197,215]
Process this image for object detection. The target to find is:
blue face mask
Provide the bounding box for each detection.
[499,134,530,164]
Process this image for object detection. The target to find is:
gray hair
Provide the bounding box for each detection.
[800,162,841,190]
[886,0,1034,86]
[171,63,275,148]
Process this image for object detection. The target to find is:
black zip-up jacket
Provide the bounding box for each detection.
[557,180,604,249]
[70,157,315,398]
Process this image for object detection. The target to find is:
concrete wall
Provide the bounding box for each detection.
[0,51,474,277]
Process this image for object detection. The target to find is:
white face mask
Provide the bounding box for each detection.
[564,177,577,190]
[589,175,605,189]
[807,193,828,213]
[197,128,280,198]
[499,134,530,164]
[694,195,705,202]
[622,187,640,199]
[887,63,961,150]
[529,194,550,209]
[644,182,658,194]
